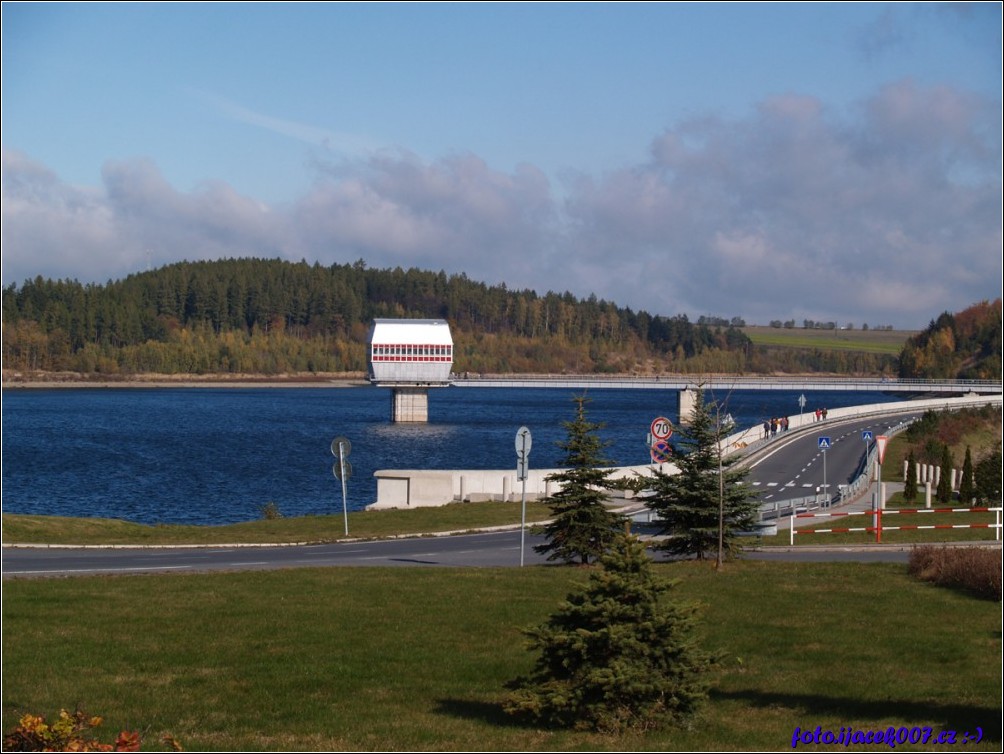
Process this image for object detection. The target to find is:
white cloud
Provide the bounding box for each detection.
[2,81,1000,328]
[559,80,1001,326]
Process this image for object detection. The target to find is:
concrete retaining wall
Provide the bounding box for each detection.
[368,463,673,510]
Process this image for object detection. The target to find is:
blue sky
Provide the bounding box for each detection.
[2,2,1001,329]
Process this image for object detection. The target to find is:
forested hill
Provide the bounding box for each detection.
[4,257,888,377]
[897,299,1002,380]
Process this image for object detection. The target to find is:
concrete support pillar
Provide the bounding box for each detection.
[679,388,698,425]
[502,475,511,502]
[391,387,429,423]
[925,481,932,509]
[950,468,957,491]
[903,460,908,481]
[880,482,887,510]
[459,475,466,502]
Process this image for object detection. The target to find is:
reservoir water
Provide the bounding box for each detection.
[2,385,899,525]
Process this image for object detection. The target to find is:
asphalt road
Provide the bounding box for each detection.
[744,410,922,506]
[3,528,923,578]
[2,531,549,576]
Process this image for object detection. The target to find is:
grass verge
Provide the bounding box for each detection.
[2,560,1000,751]
[1,502,554,546]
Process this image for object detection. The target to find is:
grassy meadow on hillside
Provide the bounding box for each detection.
[742,326,917,355]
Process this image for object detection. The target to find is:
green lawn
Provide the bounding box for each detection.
[3,560,999,751]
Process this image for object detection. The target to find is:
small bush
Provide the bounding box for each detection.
[3,708,140,752]
[258,501,283,520]
[908,545,1002,601]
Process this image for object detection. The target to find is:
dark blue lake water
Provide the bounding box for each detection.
[2,386,898,525]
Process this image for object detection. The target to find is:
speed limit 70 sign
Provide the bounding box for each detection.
[650,416,673,441]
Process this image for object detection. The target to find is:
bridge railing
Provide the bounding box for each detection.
[451,374,1003,393]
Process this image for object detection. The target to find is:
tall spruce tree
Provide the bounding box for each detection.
[504,530,717,732]
[903,450,918,502]
[958,446,975,506]
[644,387,759,561]
[534,395,626,565]
[936,444,954,504]
[974,443,1002,504]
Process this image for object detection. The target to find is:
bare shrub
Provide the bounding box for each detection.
[908,545,1002,601]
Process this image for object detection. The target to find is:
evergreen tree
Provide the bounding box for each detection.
[903,450,918,502]
[535,395,626,565]
[504,530,717,733]
[974,443,1003,505]
[958,446,975,506]
[936,444,954,504]
[644,388,760,561]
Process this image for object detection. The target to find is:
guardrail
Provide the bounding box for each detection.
[789,507,1003,544]
[451,374,1003,393]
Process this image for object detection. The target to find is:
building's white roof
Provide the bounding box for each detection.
[369,319,453,345]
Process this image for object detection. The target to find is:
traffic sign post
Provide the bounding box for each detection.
[331,436,352,536]
[515,426,532,567]
[861,430,874,481]
[874,435,889,530]
[650,417,673,441]
[875,435,888,466]
[648,417,673,464]
[818,437,831,507]
[650,439,673,464]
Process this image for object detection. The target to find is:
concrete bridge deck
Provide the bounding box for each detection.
[449,374,1002,394]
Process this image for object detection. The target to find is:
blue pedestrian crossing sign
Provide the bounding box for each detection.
[861,430,874,441]
[818,437,832,449]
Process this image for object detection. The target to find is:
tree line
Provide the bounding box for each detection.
[2,257,751,376]
[896,299,1002,380]
[2,258,997,378]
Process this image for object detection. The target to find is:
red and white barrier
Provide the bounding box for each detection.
[789,507,1002,545]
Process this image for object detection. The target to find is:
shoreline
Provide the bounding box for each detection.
[3,368,915,391]
[2,372,371,390]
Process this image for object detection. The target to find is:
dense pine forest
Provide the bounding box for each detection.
[1,258,996,378]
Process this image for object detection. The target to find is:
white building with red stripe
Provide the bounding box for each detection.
[368,319,454,422]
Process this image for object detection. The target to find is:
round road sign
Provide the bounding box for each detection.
[331,436,352,458]
[650,439,673,464]
[650,417,673,441]
[332,460,353,481]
